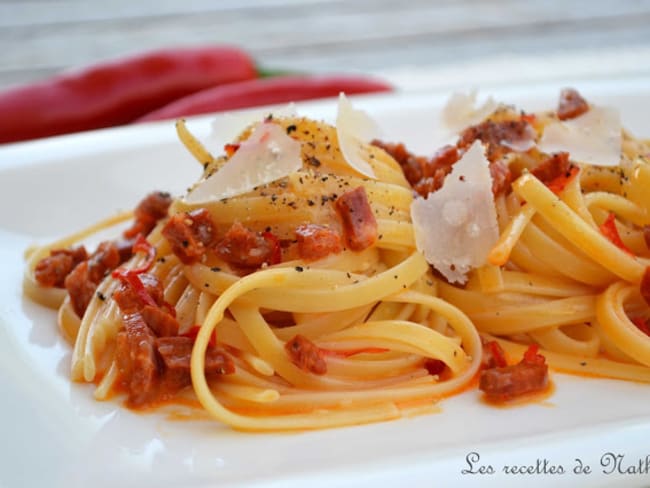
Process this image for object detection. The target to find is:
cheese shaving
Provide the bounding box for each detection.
[205,104,298,154]
[336,93,378,179]
[538,106,622,167]
[411,141,499,284]
[185,122,302,203]
[442,90,498,133]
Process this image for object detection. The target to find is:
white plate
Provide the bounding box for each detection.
[2,79,650,488]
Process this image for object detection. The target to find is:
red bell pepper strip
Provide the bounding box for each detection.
[136,75,393,122]
[0,46,257,143]
[599,213,634,255]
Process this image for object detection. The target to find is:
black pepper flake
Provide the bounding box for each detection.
[580,361,587,366]
[295,266,304,272]
[157,257,166,263]
[459,175,465,182]
[321,176,329,182]
[307,156,321,167]
[271,194,278,202]
[307,199,315,206]
[96,291,106,301]
[286,124,297,134]
[346,272,351,279]
[204,283,210,288]
[453,350,457,357]
[394,275,398,279]
[378,234,383,240]
[182,240,189,248]
[265,226,272,232]
[203,162,209,170]
[210,266,221,272]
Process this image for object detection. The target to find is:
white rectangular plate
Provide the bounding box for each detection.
[1,78,650,488]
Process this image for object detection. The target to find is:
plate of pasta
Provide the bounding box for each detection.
[1,78,650,488]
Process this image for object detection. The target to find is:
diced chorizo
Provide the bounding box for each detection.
[162,208,217,264]
[141,305,179,337]
[115,312,159,407]
[371,139,426,186]
[215,221,278,268]
[285,334,327,375]
[479,343,548,401]
[124,191,173,238]
[482,339,508,369]
[557,88,589,121]
[156,336,235,376]
[423,358,446,376]
[295,224,343,261]
[34,246,88,287]
[64,261,97,317]
[422,144,460,178]
[479,362,548,401]
[335,186,378,251]
[531,152,571,185]
[112,273,165,315]
[458,119,534,162]
[86,241,121,283]
[640,267,650,307]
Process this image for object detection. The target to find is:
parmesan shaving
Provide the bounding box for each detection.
[411,141,499,284]
[185,122,302,203]
[336,93,378,179]
[538,106,622,167]
[443,90,498,133]
[206,104,297,153]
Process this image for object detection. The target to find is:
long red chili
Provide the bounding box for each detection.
[137,75,393,122]
[0,46,257,144]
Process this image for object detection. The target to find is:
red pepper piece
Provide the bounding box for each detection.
[112,234,156,279]
[599,213,634,255]
[0,46,257,143]
[484,340,508,368]
[261,231,282,265]
[137,75,393,122]
[522,343,546,366]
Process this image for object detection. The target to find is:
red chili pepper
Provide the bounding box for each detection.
[546,165,580,194]
[631,317,650,337]
[522,343,546,366]
[224,143,240,157]
[0,46,257,144]
[599,213,634,255]
[137,75,393,122]
[112,234,156,279]
[112,235,159,308]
